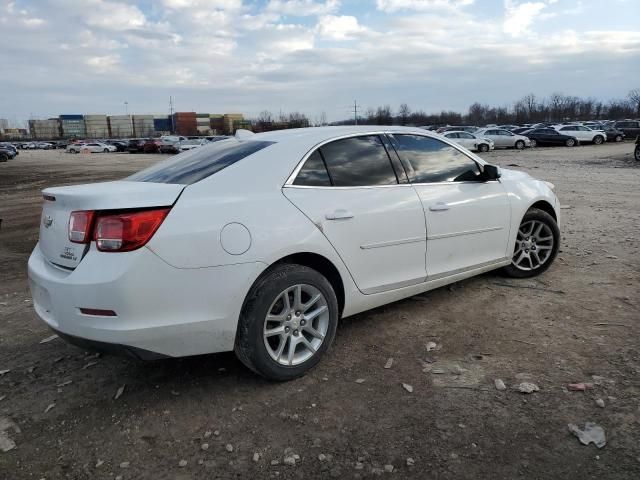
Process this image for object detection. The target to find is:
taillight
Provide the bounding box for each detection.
[69,211,95,243]
[94,208,170,252]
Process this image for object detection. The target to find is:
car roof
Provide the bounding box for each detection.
[253,125,431,145]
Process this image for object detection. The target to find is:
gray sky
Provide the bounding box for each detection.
[1,0,639,125]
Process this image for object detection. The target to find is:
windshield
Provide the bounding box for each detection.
[127,138,275,185]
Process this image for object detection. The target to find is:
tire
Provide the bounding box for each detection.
[593,135,604,145]
[615,135,623,142]
[502,208,560,278]
[0,153,8,162]
[103,148,109,153]
[235,264,339,381]
[530,139,537,148]
[565,138,576,147]
[478,143,489,153]
[635,146,640,162]
[515,140,525,150]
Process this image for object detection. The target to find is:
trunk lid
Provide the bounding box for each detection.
[39,180,184,269]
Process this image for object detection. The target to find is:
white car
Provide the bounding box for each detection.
[442,131,495,152]
[475,128,532,149]
[67,142,117,154]
[553,125,606,145]
[179,139,209,151]
[28,126,560,380]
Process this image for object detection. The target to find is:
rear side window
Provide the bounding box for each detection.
[294,151,331,186]
[317,135,398,187]
[128,139,274,185]
[391,134,481,183]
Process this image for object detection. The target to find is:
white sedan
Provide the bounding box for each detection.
[28,126,560,380]
[67,142,117,154]
[442,131,495,152]
[475,128,532,149]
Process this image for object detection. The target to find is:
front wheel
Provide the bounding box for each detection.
[502,208,560,278]
[565,138,576,147]
[515,140,525,149]
[103,148,109,153]
[593,135,604,145]
[478,143,489,153]
[530,139,537,148]
[235,264,339,381]
[615,135,623,142]
[0,153,8,162]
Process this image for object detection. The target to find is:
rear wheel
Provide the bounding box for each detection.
[565,138,576,147]
[515,140,525,149]
[502,208,560,278]
[530,139,537,148]
[235,264,339,381]
[478,143,489,153]
[593,135,604,145]
[615,135,623,142]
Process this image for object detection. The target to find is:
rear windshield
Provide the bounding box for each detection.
[127,139,275,185]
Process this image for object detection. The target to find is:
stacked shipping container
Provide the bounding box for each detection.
[132,115,154,137]
[84,115,109,138]
[28,119,61,139]
[108,115,133,138]
[174,112,197,136]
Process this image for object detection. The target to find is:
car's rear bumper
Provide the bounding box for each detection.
[28,243,266,358]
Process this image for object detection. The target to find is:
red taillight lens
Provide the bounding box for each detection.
[69,211,95,243]
[94,208,170,252]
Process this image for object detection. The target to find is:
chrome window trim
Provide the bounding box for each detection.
[283,130,488,187]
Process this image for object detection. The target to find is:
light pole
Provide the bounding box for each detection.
[124,101,128,115]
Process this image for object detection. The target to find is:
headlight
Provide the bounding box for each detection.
[543,181,555,191]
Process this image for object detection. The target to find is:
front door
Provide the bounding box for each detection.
[283,135,427,294]
[389,133,511,278]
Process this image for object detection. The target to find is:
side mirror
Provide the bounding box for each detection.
[483,164,501,180]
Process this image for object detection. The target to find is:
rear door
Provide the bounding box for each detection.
[283,135,427,294]
[389,133,511,278]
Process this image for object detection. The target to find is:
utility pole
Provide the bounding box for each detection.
[169,96,174,134]
[353,100,359,125]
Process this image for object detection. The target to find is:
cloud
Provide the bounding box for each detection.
[503,0,546,37]
[266,0,341,16]
[376,0,474,12]
[316,15,365,40]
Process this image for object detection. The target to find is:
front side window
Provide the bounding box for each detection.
[128,139,275,185]
[317,135,398,187]
[459,132,474,139]
[391,134,481,183]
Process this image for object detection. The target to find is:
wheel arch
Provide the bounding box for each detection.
[528,200,557,221]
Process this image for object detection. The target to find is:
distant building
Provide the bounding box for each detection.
[84,115,110,138]
[59,115,86,138]
[0,118,9,131]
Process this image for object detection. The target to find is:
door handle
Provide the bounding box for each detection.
[325,209,354,220]
[429,202,449,212]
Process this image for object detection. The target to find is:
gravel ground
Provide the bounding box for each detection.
[1,144,639,479]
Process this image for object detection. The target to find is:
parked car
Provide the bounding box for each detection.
[0,143,18,156]
[36,142,55,150]
[67,142,116,153]
[436,126,478,134]
[442,131,494,152]
[601,126,625,142]
[27,126,560,380]
[106,140,128,152]
[613,120,640,139]
[498,125,519,131]
[512,127,533,135]
[127,139,147,153]
[474,128,531,149]
[179,139,210,151]
[553,125,606,145]
[523,128,578,147]
[0,145,17,161]
[143,139,162,153]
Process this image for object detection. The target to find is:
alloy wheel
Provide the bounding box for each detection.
[263,284,330,366]
[512,220,554,271]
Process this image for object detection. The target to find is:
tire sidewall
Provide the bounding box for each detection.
[503,208,560,278]
[515,140,524,149]
[479,144,488,152]
[593,135,603,145]
[530,139,537,148]
[236,264,339,381]
[566,139,575,147]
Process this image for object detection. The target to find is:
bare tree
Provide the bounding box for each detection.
[628,89,640,117]
[398,104,411,125]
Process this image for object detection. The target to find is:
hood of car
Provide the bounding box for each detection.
[498,168,533,182]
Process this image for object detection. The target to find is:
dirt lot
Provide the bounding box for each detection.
[1,144,639,479]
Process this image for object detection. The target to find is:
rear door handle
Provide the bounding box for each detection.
[429,202,450,212]
[325,209,354,220]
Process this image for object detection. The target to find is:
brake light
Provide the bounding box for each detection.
[69,211,95,243]
[94,208,170,252]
